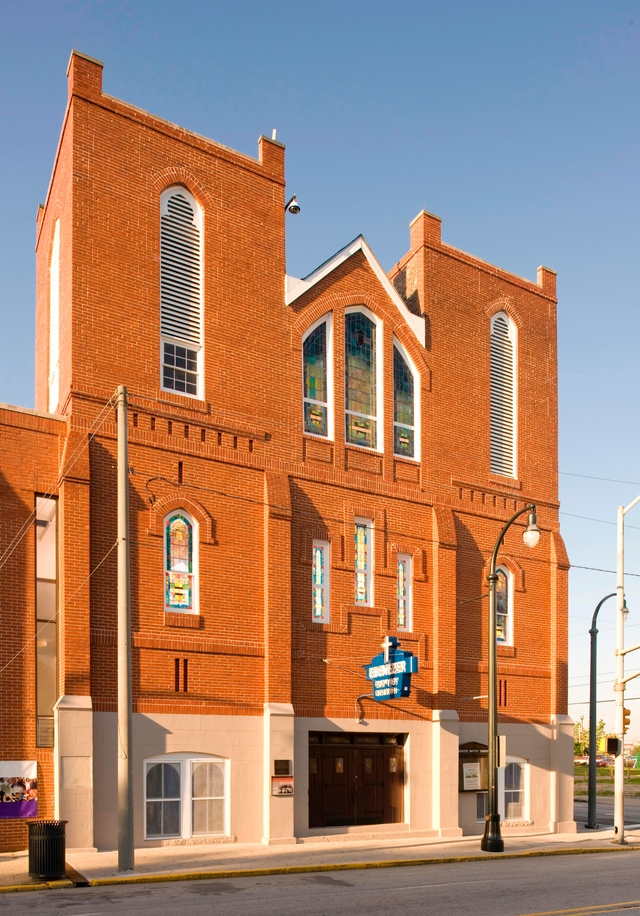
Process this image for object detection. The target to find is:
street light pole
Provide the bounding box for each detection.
[613,495,640,843]
[481,503,540,853]
[585,593,615,830]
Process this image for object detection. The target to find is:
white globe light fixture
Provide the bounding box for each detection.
[523,509,540,549]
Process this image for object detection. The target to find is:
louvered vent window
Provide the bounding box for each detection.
[48,219,60,414]
[490,313,516,477]
[160,188,202,397]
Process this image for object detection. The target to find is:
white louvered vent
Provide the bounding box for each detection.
[490,314,516,477]
[48,219,60,414]
[160,192,201,344]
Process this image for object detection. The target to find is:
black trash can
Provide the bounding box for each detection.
[28,820,67,879]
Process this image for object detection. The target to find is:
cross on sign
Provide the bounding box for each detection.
[381,635,394,663]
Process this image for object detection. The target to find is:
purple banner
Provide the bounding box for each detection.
[0,800,37,819]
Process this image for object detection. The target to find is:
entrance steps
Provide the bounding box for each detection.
[298,824,449,844]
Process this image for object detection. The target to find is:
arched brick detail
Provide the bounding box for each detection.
[292,293,431,376]
[148,495,216,544]
[484,553,525,592]
[148,167,214,210]
[485,296,522,328]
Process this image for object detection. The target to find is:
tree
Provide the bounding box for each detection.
[574,718,605,755]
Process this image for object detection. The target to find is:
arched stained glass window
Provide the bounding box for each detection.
[345,312,377,449]
[490,313,516,477]
[165,513,196,613]
[496,566,511,644]
[303,321,328,436]
[393,345,415,458]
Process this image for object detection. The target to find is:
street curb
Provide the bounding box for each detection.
[2,844,640,892]
[75,845,640,888]
[0,879,72,893]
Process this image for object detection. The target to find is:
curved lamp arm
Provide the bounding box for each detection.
[489,503,537,578]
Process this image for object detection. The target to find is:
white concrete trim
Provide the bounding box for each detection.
[285,236,426,347]
[55,695,92,709]
[264,703,295,716]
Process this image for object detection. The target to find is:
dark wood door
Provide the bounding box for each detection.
[322,746,353,827]
[308,741,404,829]
[355,747,385,824]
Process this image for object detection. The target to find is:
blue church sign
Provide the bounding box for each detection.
[365,636,418,701]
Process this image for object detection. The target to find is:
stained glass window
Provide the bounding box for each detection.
[496,567,510,643]
[303,322,329,437]
[355,520,372,604]
[397,554,411,629]
[312,540,329,622]
[345,313,377,449]
[165,514,195,613]
[394,346,415,458]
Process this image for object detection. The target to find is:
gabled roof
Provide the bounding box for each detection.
[285,235,426,347]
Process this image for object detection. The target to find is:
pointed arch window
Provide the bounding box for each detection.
[164,512,198,614]
[303,315,332,438]
[160,187,203,398]
[496,565,512,645]
[490,313,516,477]
[345,310,381,450]
[393,341,419,459]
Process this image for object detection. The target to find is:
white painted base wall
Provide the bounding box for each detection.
[55,706,575,849]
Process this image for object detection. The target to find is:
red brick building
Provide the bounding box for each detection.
[0,50,573,853]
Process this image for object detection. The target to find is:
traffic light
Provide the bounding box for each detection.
[623,708,631,734]
[606,736,622,756]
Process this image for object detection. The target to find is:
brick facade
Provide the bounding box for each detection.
[0,51,572,851]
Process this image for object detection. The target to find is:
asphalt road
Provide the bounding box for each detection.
[574,794,640,827]
[4,852,640,916]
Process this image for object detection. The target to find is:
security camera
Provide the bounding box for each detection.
[285,195,300,215]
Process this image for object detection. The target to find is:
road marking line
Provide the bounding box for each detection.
[397,878,496,890]
[517,899,640,915]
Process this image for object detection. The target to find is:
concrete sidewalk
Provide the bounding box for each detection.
[3,822,640,892]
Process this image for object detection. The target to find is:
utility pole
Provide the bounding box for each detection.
[117,385,134,871]
[613,495,640,844]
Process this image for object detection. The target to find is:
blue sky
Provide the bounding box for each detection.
[2,0,639,738]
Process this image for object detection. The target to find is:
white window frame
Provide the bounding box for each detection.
[392,337,420,462]
[396,553,412,630]
[495,564,513,646]
[144,753,229,840]
[344,306,383,452]
[302,313,334,440]
[311,539,330,624]
[490,311,518,478]
[476,757,529,823]
[163,510,199,615]
[354,517,374,606]
[160,186,204,400]
[498,756,529,822]
[48,219,60,415]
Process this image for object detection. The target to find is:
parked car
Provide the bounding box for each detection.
[596,755,608,767]
[574,755,589,765]
[624,755,637,768]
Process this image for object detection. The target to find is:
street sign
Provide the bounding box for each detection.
[364,636,418,701]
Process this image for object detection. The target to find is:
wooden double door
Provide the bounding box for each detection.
[308,737,404,829]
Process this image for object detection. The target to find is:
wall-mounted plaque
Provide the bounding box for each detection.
[274,759,292,777]
[271,776,294,796]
